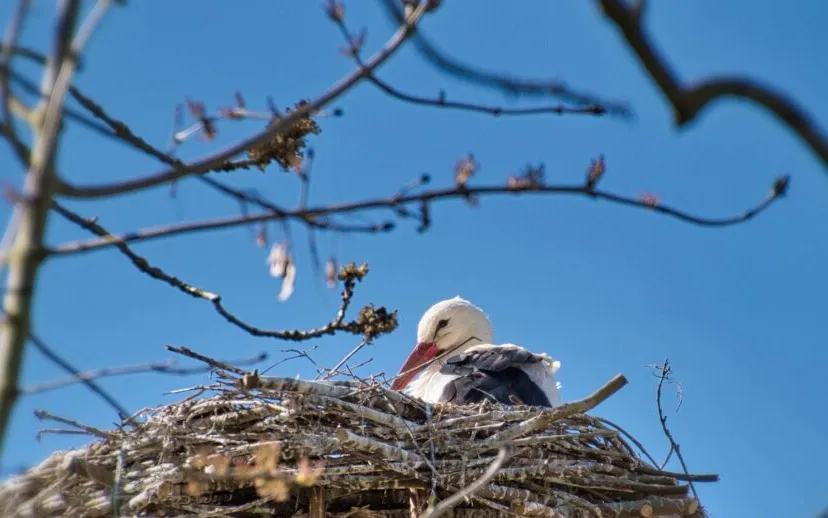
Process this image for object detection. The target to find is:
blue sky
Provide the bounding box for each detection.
[2,1,827,517]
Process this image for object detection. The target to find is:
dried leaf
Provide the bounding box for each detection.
[325,257,338,288]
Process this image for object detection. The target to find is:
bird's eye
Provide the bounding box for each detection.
[437,319,449,329]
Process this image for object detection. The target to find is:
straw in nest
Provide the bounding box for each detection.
[0,369,718,518]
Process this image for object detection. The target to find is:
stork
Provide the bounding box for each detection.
[390,296,562,407]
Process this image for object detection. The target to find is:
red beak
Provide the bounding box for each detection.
[390,341,438,391]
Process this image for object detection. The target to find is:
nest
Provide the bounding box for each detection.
[0,371,715,518]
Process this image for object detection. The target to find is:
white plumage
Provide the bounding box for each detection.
[391,297,562,407]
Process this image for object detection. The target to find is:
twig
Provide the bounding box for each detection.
[28,332,128,418]
[319,340,367,380]
[421,446,510,518]
[598,0,828,171]
[22,352,267,394]
[33,409,113,439]
[48,176,786,257]
[55,2,431,198]
[652,359,697,500]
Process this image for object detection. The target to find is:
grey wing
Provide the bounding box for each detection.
[437,346,552,407]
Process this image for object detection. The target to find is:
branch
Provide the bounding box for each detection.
[379,0,630,116]
[51,202,393,343]
[55,2,432,199]
[28,331,128,419]
[48,174,788,257]
[64,86,389,235]
[487,373,628,443]
[0,0,33,169]
[368,72,609,117]
[22,351,267,394]
[331,10,609,120]
[0,0,111,461]
[598,0,828,172]
[421,446,510,518]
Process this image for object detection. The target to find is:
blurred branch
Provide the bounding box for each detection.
[380,0,631,116]
[368,73,608,118]
[49,171,788,257]
[332,9,608,119]
[0,0,112,462]
[22,351,268,395]
[29,331,128,419]
[598,0,828,172]
[51,202,396,343]
[0,0,33,169]
[55,2,432,199]
[6,69,115,141]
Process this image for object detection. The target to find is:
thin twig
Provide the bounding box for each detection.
[652,359,697,500]
[28,331,128,418]
[320,340,368,380]
[165,345,251,377]
[33,409,113,439]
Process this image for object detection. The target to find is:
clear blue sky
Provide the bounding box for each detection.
[2,2,827,517]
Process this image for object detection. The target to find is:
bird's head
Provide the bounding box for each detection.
[390,296,493,391]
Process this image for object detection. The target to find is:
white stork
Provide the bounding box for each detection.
[390,296,562,407]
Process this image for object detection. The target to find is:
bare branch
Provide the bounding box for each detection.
[55,3,432,199]
[598,0,828,172]
[52,203,394,343]
[0,0,33,168]
[0,0,112,461]
[28,331,128,419]
[48,174,787,257]
[380,0,631,117]
[332,11,609,119]
[652,359,698,500]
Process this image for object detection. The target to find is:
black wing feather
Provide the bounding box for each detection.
[437,347,551,407]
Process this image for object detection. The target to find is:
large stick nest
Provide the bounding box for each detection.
[0,372,714,517]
